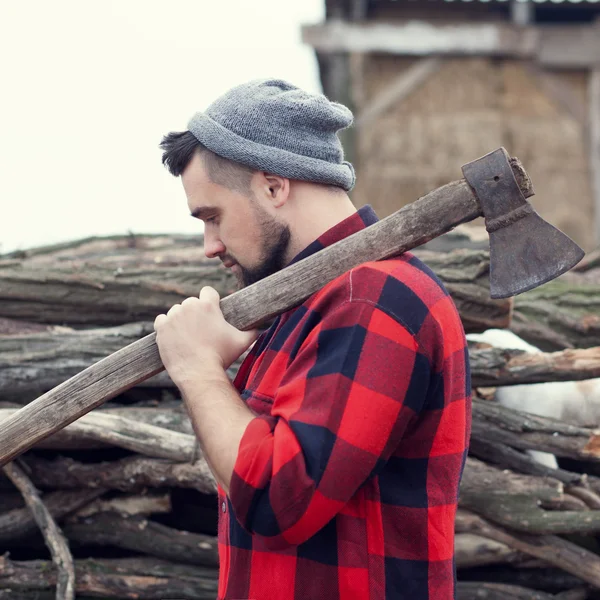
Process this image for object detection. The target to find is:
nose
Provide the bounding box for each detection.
[203,229,226,259]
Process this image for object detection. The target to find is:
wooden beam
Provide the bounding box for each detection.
[303,21,537,57]
[355,58,442,130]
[302,21,600,68]
[526,64,587,130]
[590,67,600,246]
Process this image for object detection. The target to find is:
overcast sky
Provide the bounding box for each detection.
[0,0,324,254]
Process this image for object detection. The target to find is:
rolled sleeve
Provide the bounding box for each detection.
[229,299,431,547]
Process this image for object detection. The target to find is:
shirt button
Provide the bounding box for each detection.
[222,501,226,513]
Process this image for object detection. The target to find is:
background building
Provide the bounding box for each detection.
[303,0,600,251]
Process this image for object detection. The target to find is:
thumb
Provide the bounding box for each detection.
[237,328,260,349]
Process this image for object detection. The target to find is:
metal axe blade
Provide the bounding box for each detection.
[462,148,585,299]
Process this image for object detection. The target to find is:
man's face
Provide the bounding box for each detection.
[182,153,291,289]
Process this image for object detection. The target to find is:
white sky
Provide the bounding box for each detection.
[0,0,325,254]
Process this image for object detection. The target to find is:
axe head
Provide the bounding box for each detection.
[462,148,585,299]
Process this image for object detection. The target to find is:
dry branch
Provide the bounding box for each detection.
[456,509,600,588]
[63,511,218,567]
[469,346,600,386]
[0,554,218,600]
[3,462,75,600]
[457,582,588,600]
[0,455,217,495]
[0,488,104,544]
[70,492,171,520]
[0,322,240,401]
[471,400,600,463]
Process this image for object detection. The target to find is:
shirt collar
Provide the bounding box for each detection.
[289,205,379,266]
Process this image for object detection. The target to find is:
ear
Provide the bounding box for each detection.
[261,172,290,209]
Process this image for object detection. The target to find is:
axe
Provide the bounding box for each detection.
[0,148,584,466]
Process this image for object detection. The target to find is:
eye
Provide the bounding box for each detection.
[204,216,217,224]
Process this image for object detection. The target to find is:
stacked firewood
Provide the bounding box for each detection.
[1,233,600,599]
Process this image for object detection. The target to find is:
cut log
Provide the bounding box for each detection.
[0,455,217,495]
[469,346,600,386]
[456,509,600,588]
[1,409,197,462]
[455,533,534,569]
[0,405,193,451]
[511,275,600,351]
[0,488,105,544]
[457,582,588,600]
[0,261,236,326]
[63,511,218,568]
[70,492,171,520]
[460,458,600,536]
[0,248,512,332]
[0,322,242,402]
[3,461,75,600]
[471,400,600,464]
[458,567,586,594]
[0,554,218,600]
[3,328,598,405]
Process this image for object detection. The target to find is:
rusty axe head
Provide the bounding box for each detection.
[461,148,585,299]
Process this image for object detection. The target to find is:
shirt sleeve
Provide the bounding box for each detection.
[228,298,433,548]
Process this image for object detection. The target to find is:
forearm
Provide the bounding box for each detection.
[178,367,256,496]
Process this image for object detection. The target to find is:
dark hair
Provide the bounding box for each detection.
[160,131,254,194]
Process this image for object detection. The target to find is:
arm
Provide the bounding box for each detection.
[228,298,432,547]
[178,369,255,496]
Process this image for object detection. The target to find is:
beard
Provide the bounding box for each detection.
[227,202,291,289]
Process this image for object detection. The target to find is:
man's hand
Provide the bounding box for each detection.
[154,286,258,387]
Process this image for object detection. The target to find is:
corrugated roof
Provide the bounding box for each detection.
[382,0,600,3]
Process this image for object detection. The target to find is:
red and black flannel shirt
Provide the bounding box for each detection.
[217,206,471,600]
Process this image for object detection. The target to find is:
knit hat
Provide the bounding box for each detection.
[187,79,356,191]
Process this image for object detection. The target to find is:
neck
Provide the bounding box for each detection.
[282,183,357,265]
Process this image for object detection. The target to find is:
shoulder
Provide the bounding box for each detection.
[311,252,454,328]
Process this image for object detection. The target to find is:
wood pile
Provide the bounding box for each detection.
[1,232,600,599]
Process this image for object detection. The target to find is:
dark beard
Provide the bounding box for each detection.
[238,219,291,288]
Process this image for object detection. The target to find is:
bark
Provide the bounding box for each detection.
[0,554,218,600]
[63,511,218,568]
[471,400,600,464]
[0,261,236,326]
[3,328,598,407]
[511,273,600,351]
[455,533,533,568]
[457,582,588,600]
[0,407,197,461]
[0,322,241,401]
[458,567,586,594]
[0,246,511,331]
[468,346,600,386]
[0,489,105,544]
[456,509,600,588]
[70,492,171,520]
[3,461,75,600]
[0,405,194,451]
[459,458,600,536]
[0,455,217,495]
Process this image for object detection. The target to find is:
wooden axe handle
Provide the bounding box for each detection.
[0,156,532,466]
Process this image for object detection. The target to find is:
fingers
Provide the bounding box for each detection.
[154,313,167,330]
[199,286,220,305]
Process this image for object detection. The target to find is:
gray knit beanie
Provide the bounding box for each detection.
[187,79,355,191]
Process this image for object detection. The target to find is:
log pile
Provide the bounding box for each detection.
[2,232,600,599]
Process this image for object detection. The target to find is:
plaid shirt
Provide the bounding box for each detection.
[217,206,471,600]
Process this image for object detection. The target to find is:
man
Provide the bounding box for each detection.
[155,79,471,600]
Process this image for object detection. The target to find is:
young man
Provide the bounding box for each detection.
[155,79,471,600]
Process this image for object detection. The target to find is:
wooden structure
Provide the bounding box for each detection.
[302,0,600,251]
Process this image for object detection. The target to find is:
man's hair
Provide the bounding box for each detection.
[160,130,345,195]
[160,131,254,195]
